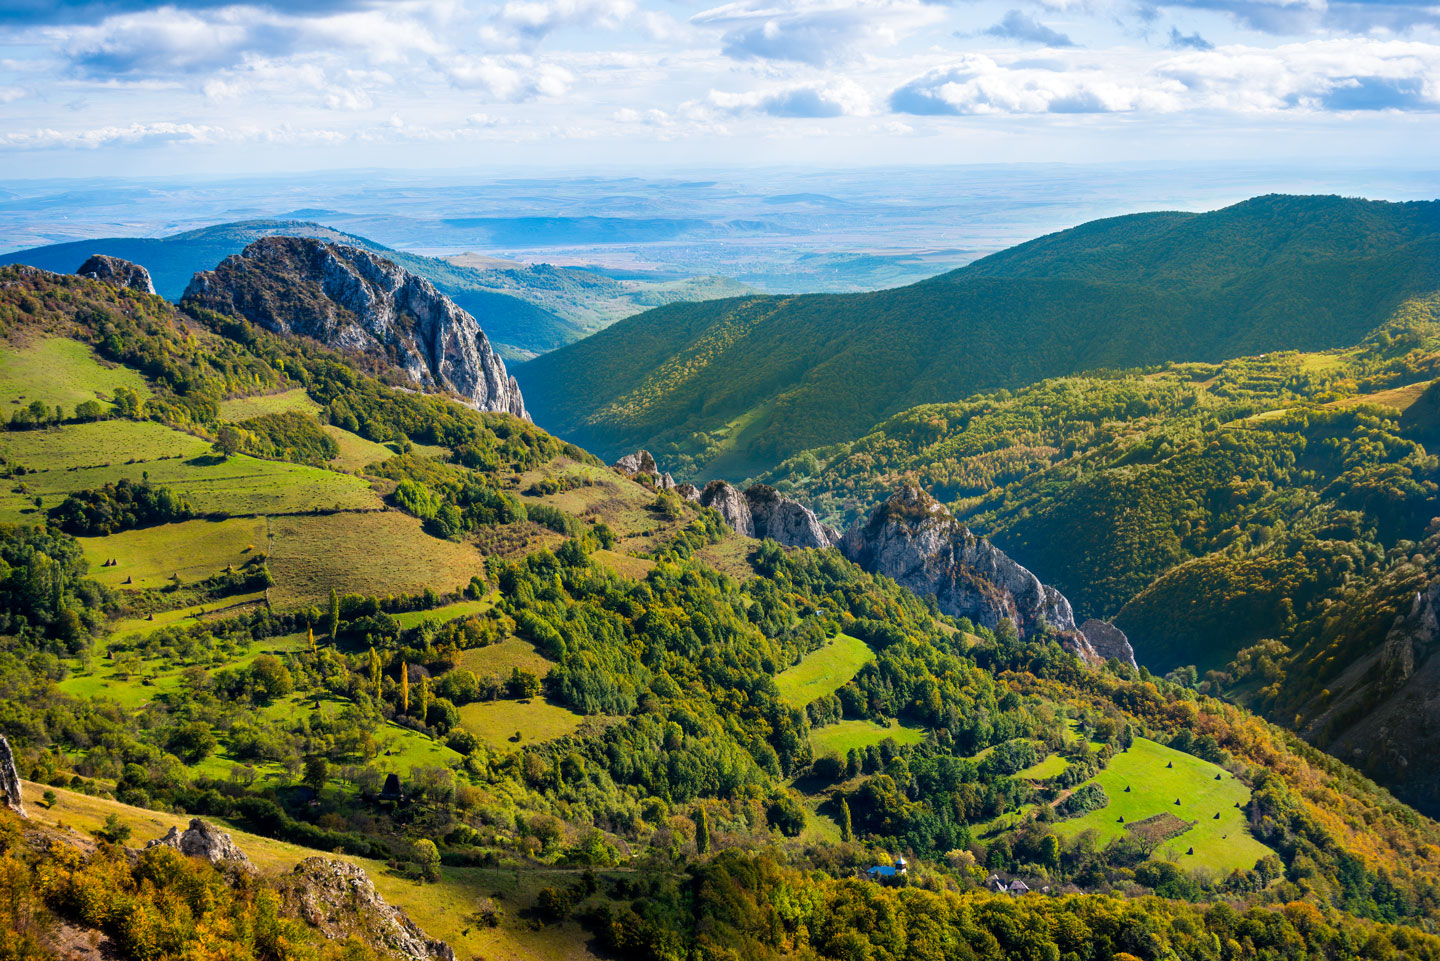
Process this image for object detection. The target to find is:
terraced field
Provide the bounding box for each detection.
[774,633,874,708]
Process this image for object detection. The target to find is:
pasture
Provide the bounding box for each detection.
[0,336,149,412]
[1051,737,1274,875]
[774,633,874,708]
[78,516,268,589]
[393,596,496,630]
[457,698,585,749]
[216,388,322,421]
[268,510,487,607]
[456,637,553,679]
[810,719,926,756]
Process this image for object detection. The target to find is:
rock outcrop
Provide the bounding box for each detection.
[0,734,23,818]
[1080,619,1138,668]
[183,237,526,418]
[77,255,156,295]
[840,484,1097,661]
[146,818,254,871]
[278,857,454,961]
[611,451,677,489]
[698,481,840,549]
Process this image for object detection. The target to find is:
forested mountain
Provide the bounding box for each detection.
[0,220,750,360]
[5,254,1440,959]
[520,195,1440,478]
[760,292,1440,814]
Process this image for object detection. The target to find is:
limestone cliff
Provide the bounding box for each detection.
[184,237,526,417]
[0,734,23,818]
[698,480,840,550]
[77,255,155,294]
[840,484,1099,662]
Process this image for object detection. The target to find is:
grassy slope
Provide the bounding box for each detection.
[1051,738,1273,875]
[20,780,602,961]
[78,516,268,589]
[774,633,875,708]
[810,719,926,755]
[520,195,1440,476]
[0,336,149,412]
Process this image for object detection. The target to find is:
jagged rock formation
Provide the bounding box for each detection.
[612,450,676,489]
[77,254,155,294]
[674,482,700,502]
[146,818,255,871]
[612,450,658,475]
[183,237,526,417]
[1080,619,1138,668]
[1304,579,1440,812]
[0,734,23,818]
[698,481,840,550]
[840,484,1097,662]
[278,857,454,961]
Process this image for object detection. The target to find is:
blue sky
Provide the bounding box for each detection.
[0,0,1437,175]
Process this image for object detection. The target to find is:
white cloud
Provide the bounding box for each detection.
[691,0,946,65]
[444,54,575,100]
[890,39,1440,115]
[709,78,873,115]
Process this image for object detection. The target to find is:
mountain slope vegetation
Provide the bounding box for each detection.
[760,292,1440,815]
[5,261,1440,958]
[0,220,750,360]
[520,194,1440,478]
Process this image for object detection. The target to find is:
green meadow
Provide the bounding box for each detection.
[0,336,149,412]
[810,719,926,756]
[456,637,555,679]
[1052,737,1274,875]
[774,633,874,708]
[457,698,586,749]
[393,596,496,630]
[78,516,268,589]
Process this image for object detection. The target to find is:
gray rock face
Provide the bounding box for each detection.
[674,483,700,502]
[0,734,23,818]
[1303,579,1440,812]
[183,237,526,418]
[696,481,840,549]
[279,857,454,961]
[1080,619,1138,668]
[840,484,1096,661]
[146,818,254,872]
[612,450,659,475]
[77,255,156,295]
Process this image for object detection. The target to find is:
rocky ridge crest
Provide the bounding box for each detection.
[183,237,526,417]
[77,255,156,295]
[279,857,455,961]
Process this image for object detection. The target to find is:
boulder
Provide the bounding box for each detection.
[278,857,454,961]
[77,255,156,295]
[183,237,525,418]
[145,818,254,872]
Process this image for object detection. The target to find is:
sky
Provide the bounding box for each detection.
[0,0,1437,176]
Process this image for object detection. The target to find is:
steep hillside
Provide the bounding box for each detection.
[761,293,1440,813]
[520,195,1440,478]
[0,219,751,360]
[181,238,527,416]
[6,264,1440,958]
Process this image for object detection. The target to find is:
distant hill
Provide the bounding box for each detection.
[519,195,1440,478]
[0,220,750,360]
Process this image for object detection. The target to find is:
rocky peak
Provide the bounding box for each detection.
[145,818,254,872]
[695,480,840,549]
[0,734,23,818]
[612,450,659,475]
[840,483,1098,661]
[77,255,155,295]
[279,857,454,961]
[183,237,526,418]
